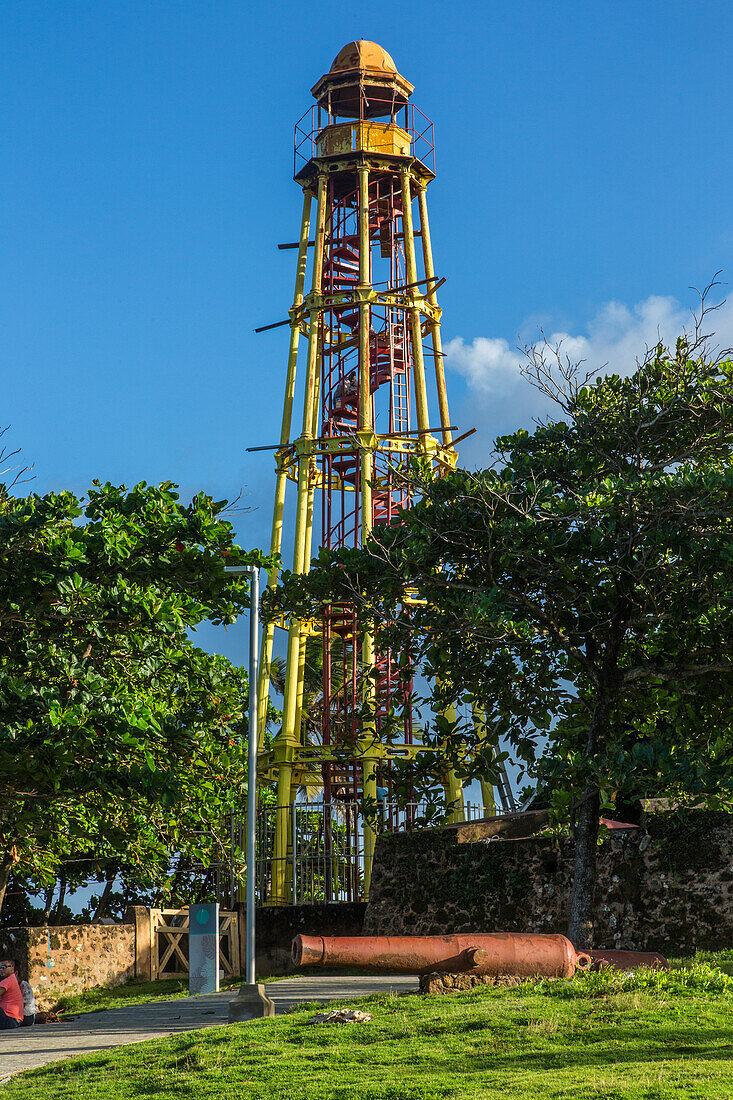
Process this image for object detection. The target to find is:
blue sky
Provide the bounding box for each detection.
[3,0,733,669]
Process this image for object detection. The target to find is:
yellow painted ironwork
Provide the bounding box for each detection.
[270,174,327,903]
[257,189,313,749]
[417,185,452,446]
[258,44,468,904]
[399,168,431,444]
[472,703,497,815]
[317,121,411,158]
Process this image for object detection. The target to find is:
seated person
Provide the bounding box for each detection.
[20,976,36,1026]
[0,959,24,1030]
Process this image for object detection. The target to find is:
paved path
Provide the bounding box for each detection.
[0,975,416,1082]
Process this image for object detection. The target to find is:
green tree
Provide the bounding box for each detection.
[268,325,733,946]
[0,478,275,917]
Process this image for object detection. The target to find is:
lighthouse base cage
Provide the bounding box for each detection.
[225,800,508,907]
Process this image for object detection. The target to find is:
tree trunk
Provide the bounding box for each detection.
[92,876,115,922]
[51,869,67,924]
[567,784,600,948]
[168,855,190,907]
[566,692,612,948]
[0,847,14,918]
[42,881,56,924]
[195,869,214,904]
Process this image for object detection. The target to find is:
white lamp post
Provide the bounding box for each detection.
[225,564,274,1020]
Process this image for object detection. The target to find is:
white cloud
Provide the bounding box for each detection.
[445,292,733,398]
[442,335,524,394]
[443,290,733,467]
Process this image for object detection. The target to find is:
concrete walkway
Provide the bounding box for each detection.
[0,975,416,1082]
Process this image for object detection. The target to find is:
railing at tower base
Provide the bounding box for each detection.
[251,801,505,906]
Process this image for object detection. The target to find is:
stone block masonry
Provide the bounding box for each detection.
[0,920,136,1011]
[0,902,367,1008]
[364,810,733,953]
[2,810,729,1008]
[248,902,367,975]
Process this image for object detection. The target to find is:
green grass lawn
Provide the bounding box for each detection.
[51,976,230,1016]
[51,970,347,1017]
[51,953,733,1018]
[11,963,733,1100]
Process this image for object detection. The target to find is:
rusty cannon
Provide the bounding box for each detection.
[589,949,669,971]
[292,933,592,979]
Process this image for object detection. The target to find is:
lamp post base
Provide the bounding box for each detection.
[228,983,276,1022]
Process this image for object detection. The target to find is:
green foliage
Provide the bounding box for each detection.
[534,961,733,999]
[691,947,733,964]
[0,478,277,914]
[268,323,733,940]
[272,339,733,799]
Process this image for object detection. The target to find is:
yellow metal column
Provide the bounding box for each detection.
[292,632,309,754]
[479,781,496,816]
[405,173,463,820]
[257,190,313,748]
[272,173,327,903]
[472,703,496,815]
[292,269,323,746]
[273,763,292,904]
[293,276,323,760]
[400,169,430,438]
[411,169,462,814]
[357,164,379,899]
[279,174,327,743]
[417,185,452,445]
[283,780,298,903]
[443,774,465,822]
[439,696,465,823]
[357,165,373,536]
[293,484,316,746]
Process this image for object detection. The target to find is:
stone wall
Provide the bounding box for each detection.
[0,901,366,1007]
[364,810,733,954]
[250,902,367,975]
[0,920,136,1010]
[4,811,728,1005]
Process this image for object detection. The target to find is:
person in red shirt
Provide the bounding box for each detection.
[0,959,24,1029]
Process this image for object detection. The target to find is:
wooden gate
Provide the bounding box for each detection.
[150,908,240,980]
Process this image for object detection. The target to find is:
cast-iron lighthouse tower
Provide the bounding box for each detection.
[257,42,468,903]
